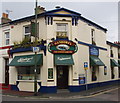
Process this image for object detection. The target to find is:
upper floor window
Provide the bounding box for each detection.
[56,23,68,39]
[110,46,114,57]
[5,32,10,45]
[24,25,31,38]
[91,29,96,45]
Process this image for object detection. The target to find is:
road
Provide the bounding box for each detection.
[2,87,119,102]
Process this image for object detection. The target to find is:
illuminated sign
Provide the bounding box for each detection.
[48,40,78,54]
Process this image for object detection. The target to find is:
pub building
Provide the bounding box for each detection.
[0,6,120,93]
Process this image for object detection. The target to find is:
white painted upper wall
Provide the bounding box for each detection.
[1,16,107,48]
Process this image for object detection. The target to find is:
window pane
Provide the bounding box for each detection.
[17,66,40,80]
[25,26,30,34]
[5,32,10,38]
[17,66,40,74]
[57,24,67,31]
[6,39,9,45]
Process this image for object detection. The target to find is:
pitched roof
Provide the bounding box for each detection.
[3,7,107,32]
[107,41,120,48]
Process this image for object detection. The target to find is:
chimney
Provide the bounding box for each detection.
[114,41,120,45]
[35,6,46,14]
[55,6,61,9]
[1,13,11,24]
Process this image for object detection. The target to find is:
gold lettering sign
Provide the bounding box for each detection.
[48,40,78,54]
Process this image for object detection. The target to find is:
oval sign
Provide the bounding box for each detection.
[56,44,70,50]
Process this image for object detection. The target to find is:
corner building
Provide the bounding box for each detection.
[0,7,120,93]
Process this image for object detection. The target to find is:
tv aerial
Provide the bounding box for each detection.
[5,9,12,15]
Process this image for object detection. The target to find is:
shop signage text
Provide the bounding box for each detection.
[89,47,99,56]
[57,57,71,61]
[48,40,78,54]
[17,57,33,63]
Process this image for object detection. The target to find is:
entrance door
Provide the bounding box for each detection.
[5,58,9,85]
[57,66,68,89]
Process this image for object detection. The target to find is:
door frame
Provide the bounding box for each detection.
[56,65,69,89]
[4,58,9,85]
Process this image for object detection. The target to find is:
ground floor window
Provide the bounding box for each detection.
[111,67,115,79]
[91,66,97,81]
[17,66,40,80]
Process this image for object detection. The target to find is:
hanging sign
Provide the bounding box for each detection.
[89,47,99,56]
[48,40,78,54]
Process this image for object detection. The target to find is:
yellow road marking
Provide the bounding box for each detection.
[71,87,120,99]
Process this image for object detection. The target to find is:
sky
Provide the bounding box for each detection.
[0,1,119,42]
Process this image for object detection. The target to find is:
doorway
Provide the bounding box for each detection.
[4,58,9,85]
[57,66,68,89]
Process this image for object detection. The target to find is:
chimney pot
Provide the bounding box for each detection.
[2,13,8,18]
[35,6,46,14]
[55,6,61,9]
[1,12,11,24]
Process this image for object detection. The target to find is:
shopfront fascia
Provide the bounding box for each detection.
[9,54,43,80]
[48,39,77,90]
[89,47,105,82]
[8,54,43,92]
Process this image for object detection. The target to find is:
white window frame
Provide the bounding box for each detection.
[4,31,10,45]
[23,25,31,36]
[56,23,68,38]
[56,23,68,32]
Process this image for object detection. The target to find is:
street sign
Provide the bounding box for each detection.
[84,62,88,70]
[32,47,40,52]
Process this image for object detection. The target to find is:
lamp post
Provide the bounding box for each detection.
[34,0,38,96]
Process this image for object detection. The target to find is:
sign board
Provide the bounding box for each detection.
[32,47,40,53]
[48,68,53,79]
[48,40,78,54]
[79,74,85,84]
[84,62,88,70]
[89,47,99,56]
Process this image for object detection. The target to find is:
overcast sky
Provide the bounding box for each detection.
[1,1,119,42]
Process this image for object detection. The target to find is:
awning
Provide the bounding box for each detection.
[110,59,119,67]
[90,56,105,66]
[9,54,43,66]
[54,54,74,65]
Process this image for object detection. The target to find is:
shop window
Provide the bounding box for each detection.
[56,23,68,39]
[110,46,114,57]
[5,32,10,45]
[91,66,97,81]
[17,66,40,80]
[91,29,96,45]
[111,67,115,79]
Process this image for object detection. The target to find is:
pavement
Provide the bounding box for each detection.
[2,83,120,100]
